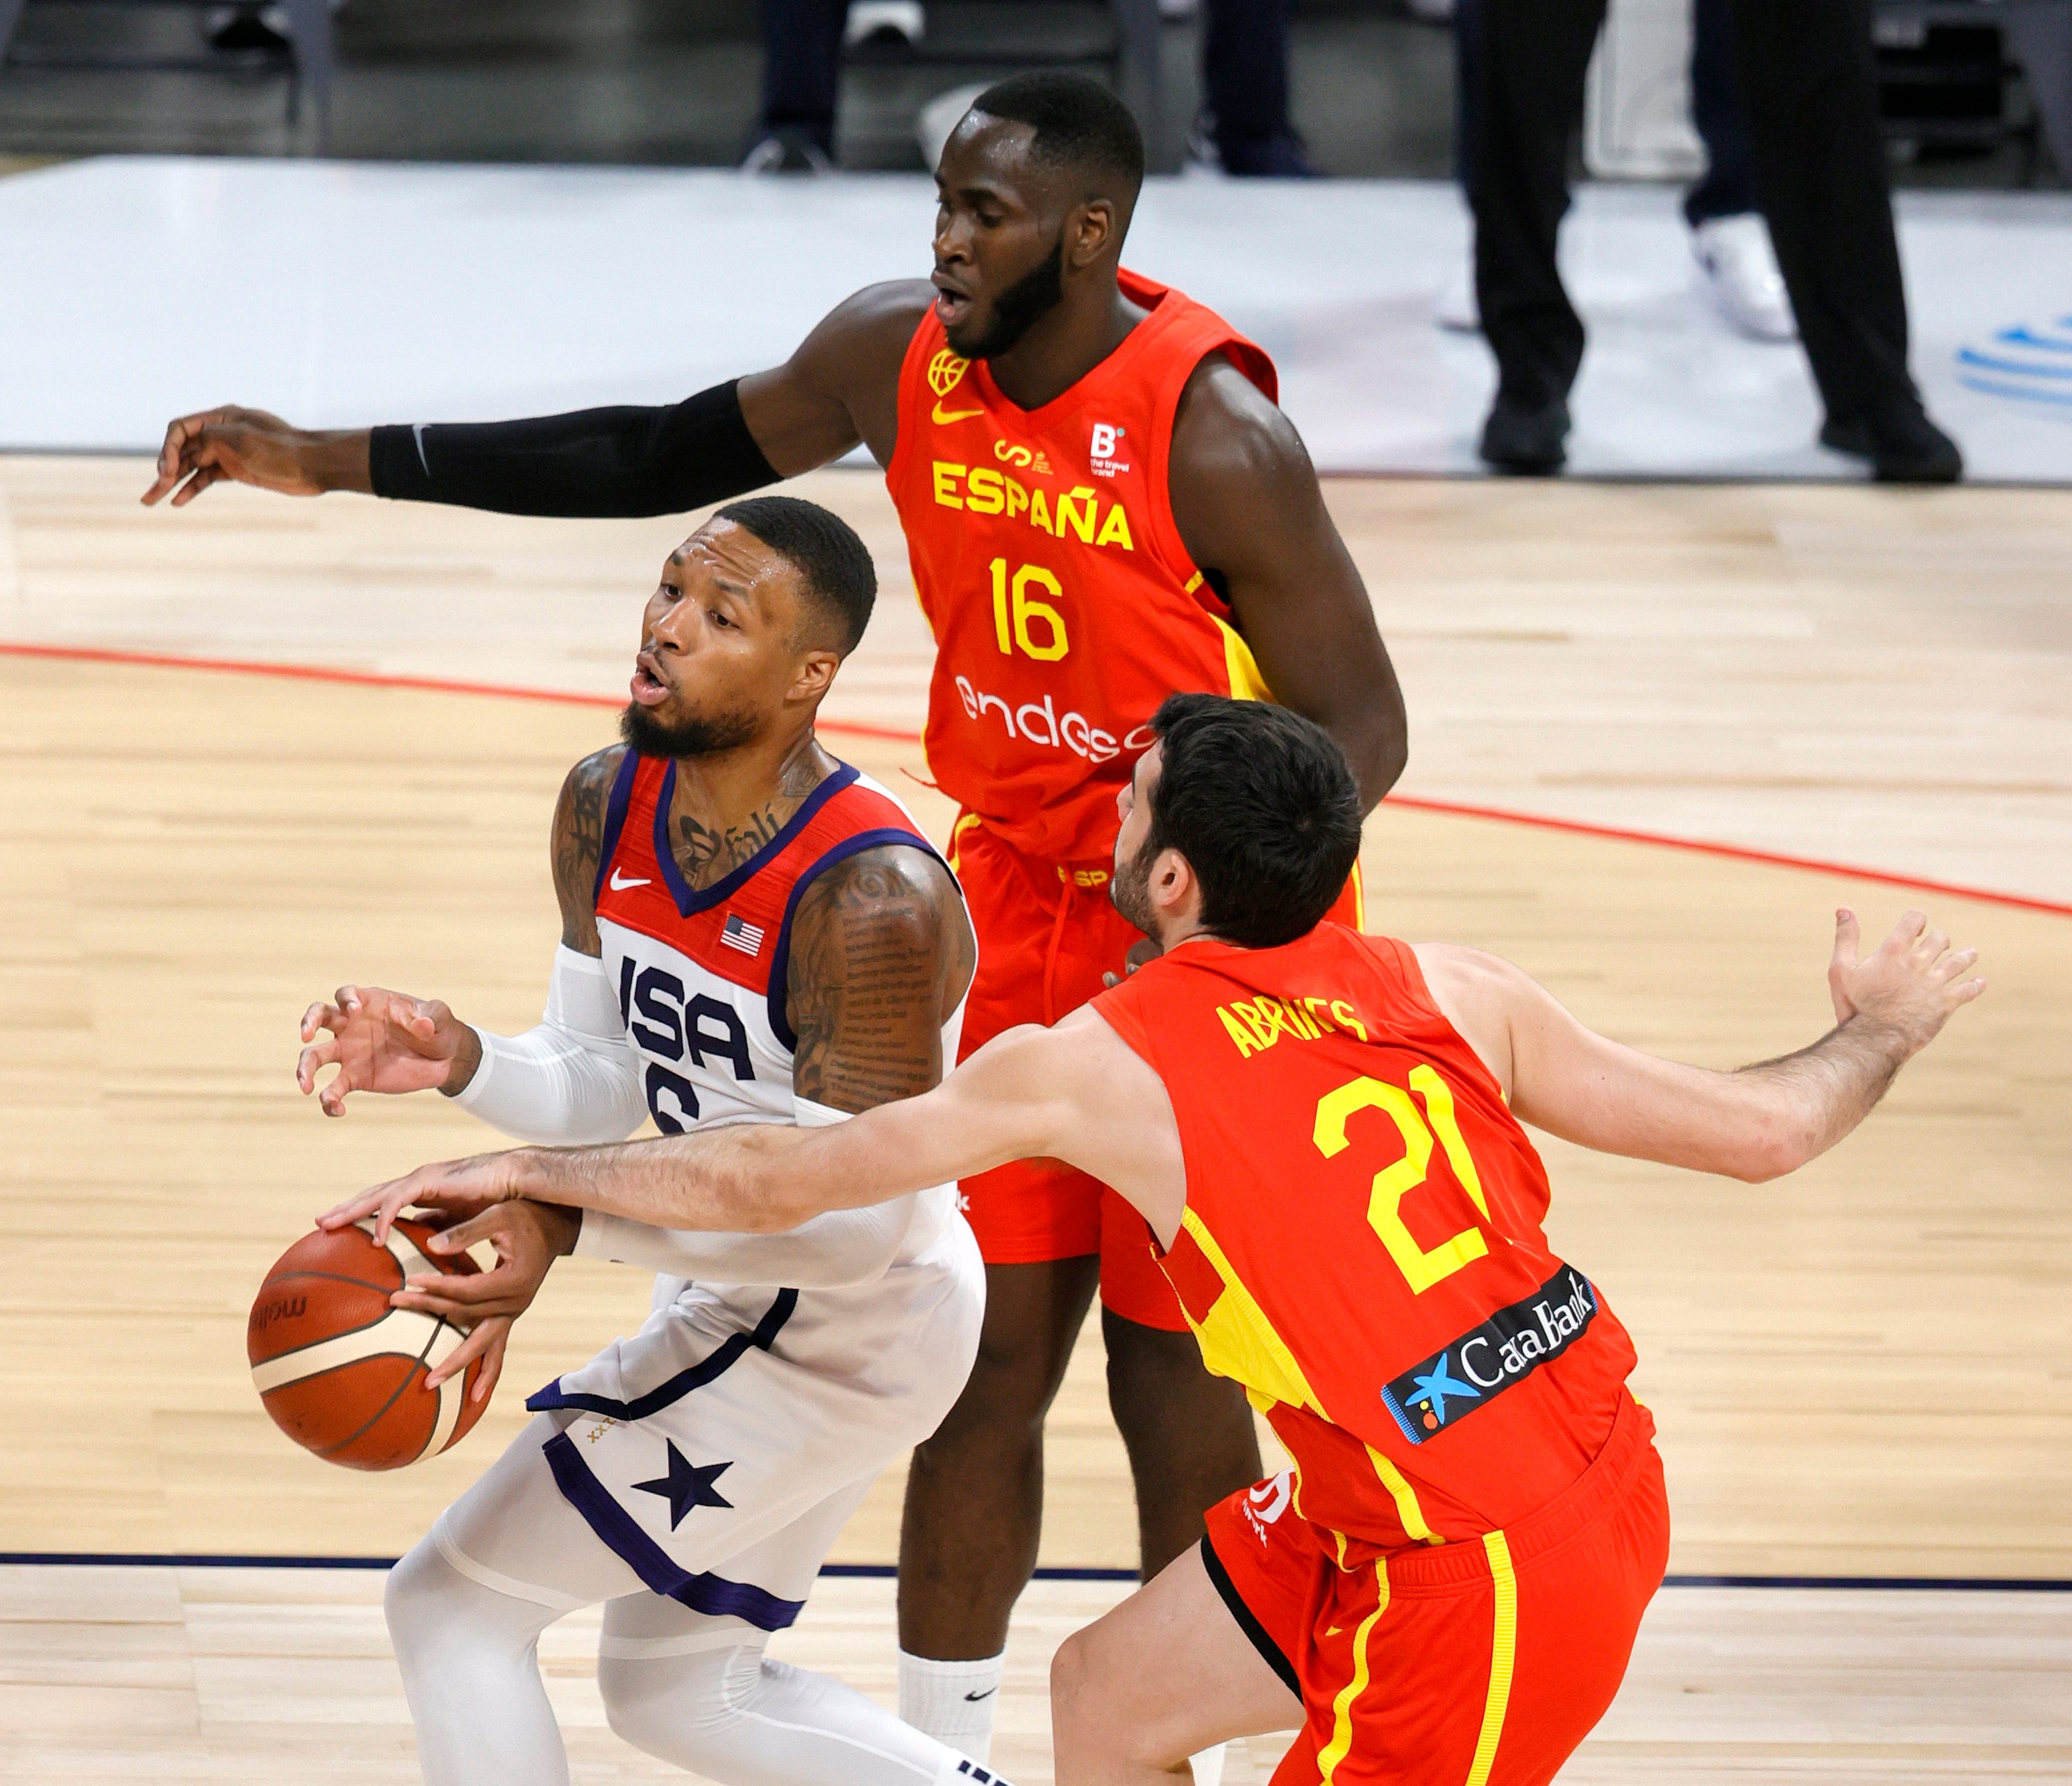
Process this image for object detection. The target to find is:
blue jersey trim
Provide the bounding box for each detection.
[525,1287,797,1422]
[765,827,953,1052]
[540,1433,806,1631]
[592,749,641,907]
[652,762,861,919]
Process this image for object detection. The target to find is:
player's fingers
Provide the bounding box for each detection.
[424,1316,502,1392]
[1915,926,1949,962]
[393,1282,511,1319]
[319,1074,353,1117]
[1882,910,1927,954]
[299,1000,342,1043]
[1932,946,1980,981]
[471,1325,508,1404]
[167,463,226,508]
[422,1209,504,1255]
[1951,974,1987,1005]
[294,1037,340,1093]
[334,985,365,1015]
[1830,908,1860,969]
[316,1183,389,1230]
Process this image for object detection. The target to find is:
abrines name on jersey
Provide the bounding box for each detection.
[591,753,948,1135]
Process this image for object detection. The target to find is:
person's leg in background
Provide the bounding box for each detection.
[1726,0,1962,478]
[1469,0,1611,472]
[745,0,849,170]
[1682,0,1796,340]
[1201,0,1318,176]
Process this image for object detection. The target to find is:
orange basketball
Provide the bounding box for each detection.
[248,1217,491,1470]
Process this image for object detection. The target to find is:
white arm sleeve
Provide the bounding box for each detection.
[449,946,650,1146]
[571,1096,929,1290]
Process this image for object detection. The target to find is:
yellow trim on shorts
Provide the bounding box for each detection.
[1464,1530,1518,1786]
[1317,1557,1389,1783]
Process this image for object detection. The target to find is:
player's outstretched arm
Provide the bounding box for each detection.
[1166,358,1409,808]
[1419,909,1984,1183]
[142,283,930,514]
[324,1005,1185,1249]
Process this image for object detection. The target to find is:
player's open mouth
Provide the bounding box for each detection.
[630,656,671,706]
[932,274,972,325]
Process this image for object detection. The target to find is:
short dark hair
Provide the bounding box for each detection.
[970,72,1146,201]
[713,495,876,654]
[1142,694,1364,949]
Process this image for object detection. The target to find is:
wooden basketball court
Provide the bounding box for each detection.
[1,456,2066,1782]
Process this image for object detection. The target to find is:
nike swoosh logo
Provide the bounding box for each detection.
[963,1688,997,1702]
[933,401,985,424]
[608,868,651,891]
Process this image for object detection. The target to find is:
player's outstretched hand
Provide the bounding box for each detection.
[1827,908,1985,1055]
[297,984,481,1115]
[140,406,331,507]
[317,1149,524,1246]
[421,1315,514,1405]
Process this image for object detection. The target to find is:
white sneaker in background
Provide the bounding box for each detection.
[1690,213,1797,342]
[1435,259,1479,333]
[844,0,924,47]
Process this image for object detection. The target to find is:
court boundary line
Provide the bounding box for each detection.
[5,636,2065,918]
[1,1553,2068,1591]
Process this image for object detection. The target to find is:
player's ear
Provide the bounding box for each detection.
[1069,198,1116,269]
[788,646,841,707]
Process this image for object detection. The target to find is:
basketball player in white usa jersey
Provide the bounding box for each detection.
[295,496,1002,1786]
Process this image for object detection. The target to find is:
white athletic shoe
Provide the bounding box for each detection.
[1435,259,1479,333]
[1690,214,1796,342]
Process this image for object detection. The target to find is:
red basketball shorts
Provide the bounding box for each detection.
[949,815,1364,1330]
[1201,1395,1669,1786]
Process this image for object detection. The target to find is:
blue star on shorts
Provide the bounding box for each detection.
[631,1441,735,1530]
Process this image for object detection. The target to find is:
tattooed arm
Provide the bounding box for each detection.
[553,745,626,955]
[787,843,978,1112]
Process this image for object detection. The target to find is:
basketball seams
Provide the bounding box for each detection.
[250,1310,446,1393]
[310,1310,452,1464]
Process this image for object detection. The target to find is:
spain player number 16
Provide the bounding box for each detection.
[989,558,1070,662]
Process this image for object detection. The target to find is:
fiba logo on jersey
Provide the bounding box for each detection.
[928,349,972,398]
[1089,422,1129,478]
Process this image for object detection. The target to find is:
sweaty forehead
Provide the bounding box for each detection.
[942,115,1067,204]
[671,521,790,601]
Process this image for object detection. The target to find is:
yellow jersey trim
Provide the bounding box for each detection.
[1363,1444,1439,1546]
[1464,1531,1518,1786]
[1348,860,1366,930]
[1318,1558,1389,1783]
[946,812,983,875]
[1214,616,1274,703]
[1177,1208,1323,1417]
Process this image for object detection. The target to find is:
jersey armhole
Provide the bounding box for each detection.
[1089,980,1160,1073]
[590,749,643,905]
[883,309,942,499]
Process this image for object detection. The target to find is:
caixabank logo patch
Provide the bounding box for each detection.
[1379,1265,1598,1445]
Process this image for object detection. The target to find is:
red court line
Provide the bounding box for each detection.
[7,637,2065,919]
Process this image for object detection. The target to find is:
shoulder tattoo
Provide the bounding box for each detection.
[787,844,974,1113]
[551,745,626,953]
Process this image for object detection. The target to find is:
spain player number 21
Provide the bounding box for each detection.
[989,558,1069,662]
[1314,1065,1494,1294]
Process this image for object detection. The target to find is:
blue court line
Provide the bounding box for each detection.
[2,1553,2068,1592]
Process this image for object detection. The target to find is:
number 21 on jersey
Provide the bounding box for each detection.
[1314,1065,1492,1294]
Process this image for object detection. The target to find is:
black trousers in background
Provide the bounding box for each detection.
[1469,0,1919,422]
[1457,0,1757,228]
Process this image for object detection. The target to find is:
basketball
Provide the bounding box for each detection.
[247,1218,490,1471]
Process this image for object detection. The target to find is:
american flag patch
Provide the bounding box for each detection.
[720,913,765,957]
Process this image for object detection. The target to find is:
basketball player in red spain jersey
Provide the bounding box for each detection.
[332,695,1984,1785]
[143,71,1409,1759]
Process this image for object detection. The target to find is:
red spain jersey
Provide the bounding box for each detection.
[1094,924,1641,1553]
[885,270,1280,864]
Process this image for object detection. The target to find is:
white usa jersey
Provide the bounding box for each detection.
[519,749,984,1628]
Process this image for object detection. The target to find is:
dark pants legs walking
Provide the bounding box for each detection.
[758,0,849,153]
[1465,0,1921,422]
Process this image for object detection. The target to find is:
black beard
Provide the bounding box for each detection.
[1108,837,1158,937]
[955,233,1066,360]
[619,700,762,760]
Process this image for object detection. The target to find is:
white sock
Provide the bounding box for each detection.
[898,1649,1005,1765]
[1189,1740,1229,1786]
